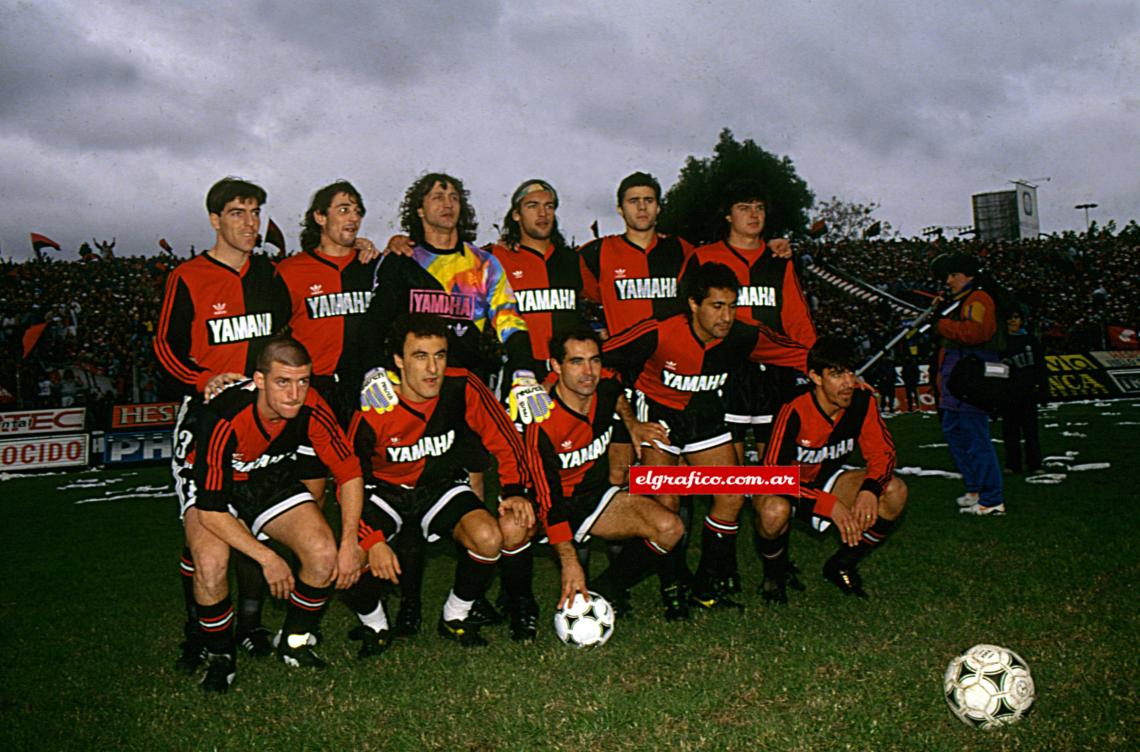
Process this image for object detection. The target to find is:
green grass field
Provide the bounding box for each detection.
[2,401,1138,751]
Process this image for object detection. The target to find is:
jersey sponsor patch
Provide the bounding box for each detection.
[386,430,456,463]
[305,290,373,319]
[613,277,676,301]
[409,289,476,319]
[232,449,297,473]
[207,312,274,345]
[796,437,855,464]
[738,285,777,308]
[514,288,577,313]
[558,426,612,470]
[661,370,729,393]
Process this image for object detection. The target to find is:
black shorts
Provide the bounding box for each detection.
[633,390,731,456]
[559,485,623,543]
[727,364,809,444]
[780,466,847,534]
[362,481,485,543]
[220,479,315,538]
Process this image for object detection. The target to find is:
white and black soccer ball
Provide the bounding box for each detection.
[553,592,615,648]
[944,644,1036,729]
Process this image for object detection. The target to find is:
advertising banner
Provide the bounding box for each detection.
[0,408,86,436]
[103,430,174,465]
[110,402,179,429]
[0,434,89,471]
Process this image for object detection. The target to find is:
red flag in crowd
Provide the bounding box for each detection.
[265,218,287,253]
[1107,326,1139,350]
[30,233,60,259]
[590,220,600,240]
[22,321,48,359]
[159,238,175,255]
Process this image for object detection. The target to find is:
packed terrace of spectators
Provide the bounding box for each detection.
[3,223,1136,417]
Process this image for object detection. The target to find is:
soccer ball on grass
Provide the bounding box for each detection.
[553,592,614,648]
[944,644,1036,728]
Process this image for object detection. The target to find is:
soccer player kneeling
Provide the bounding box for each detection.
[191,337,365,692]
[346,314,536,650]
[524,328,686,618]
[754,336,907,601]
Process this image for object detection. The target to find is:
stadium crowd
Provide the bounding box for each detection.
[3,222,1137,415]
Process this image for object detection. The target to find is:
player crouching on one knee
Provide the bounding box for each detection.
[346,314,537,650]
[523,328,686,620]
[753,336,907,602]
[191,337,366,692]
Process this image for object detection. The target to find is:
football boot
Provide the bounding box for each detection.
[823,557,868,598]
[437,616,488,647]
[199,652,235,694]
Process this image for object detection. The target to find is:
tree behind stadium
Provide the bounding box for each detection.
[658,128,813,245]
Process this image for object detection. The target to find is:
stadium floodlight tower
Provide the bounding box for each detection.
[1075,203,1098,232]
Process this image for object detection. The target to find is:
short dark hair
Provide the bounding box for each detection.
[387,313,450,361]
[256,336,311,374]
[617,171,662,205]
[683,262,739,307]
[206,177,266,216]
[720,178,769,216]
[807,336,859,377]
[300,180,366,251]
[550,327,602,363]
[399,173,478,246]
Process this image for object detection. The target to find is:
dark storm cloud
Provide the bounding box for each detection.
[0,2,250,154]
[254,0,505,85]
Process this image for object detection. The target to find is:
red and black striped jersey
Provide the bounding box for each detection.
[682,240,816,347]
[153,254,287,396]
[348,367,533,499]
[578,234,691,336]
[274,249,379,381]
[524,378,622,544]
[490,242,583,361]
[192,381,360,512]
[764,386,895,514]
[602,314,809,412]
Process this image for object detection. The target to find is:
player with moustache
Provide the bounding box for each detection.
[602,262,809,613]
[346,314,537,650]
[755,336,907,601]
[154,177,290,673]
[524,328,686,620]
[190,337,365,691]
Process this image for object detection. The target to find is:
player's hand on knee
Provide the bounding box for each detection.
[853,490,878,532]
[335,541,366,590]
[367,542,401,583]
[830,504,861,547]
[629,420,670,459]
[499,496,535,530]
[360,367,399,413]
[262,554,295,599]
[508,370,555,424]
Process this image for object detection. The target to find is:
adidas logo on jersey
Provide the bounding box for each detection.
[660,370,728,392]
[212,302,227,316]
[614,268,627,278]
[207,312,274,345]
[309,284,323,295]
[386,430,456,463]
[561,440,573,449]
[664,360,677,371]
[795,438,855,464]
[558,427,612,470]
[512,270,523,279]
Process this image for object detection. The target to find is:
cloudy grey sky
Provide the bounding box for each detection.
[1,0,1137,260]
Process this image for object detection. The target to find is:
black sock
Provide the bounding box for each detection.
[233,550,266,633]
[695,514,739,587]
[197,596,235,655]
[756,529,789,581]
[595,538,666,595]
[345,573,385,622]
[396,534,426,604]
[453,546,500,602]
[835,517,898,567]
[280,578,331,640]
[180,547,197,631]
[499,541,534,600]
